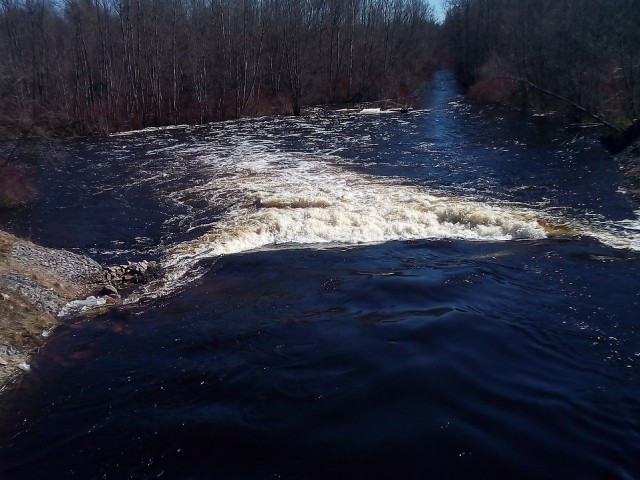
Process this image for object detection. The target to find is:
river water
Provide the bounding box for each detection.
[1,71,639,479]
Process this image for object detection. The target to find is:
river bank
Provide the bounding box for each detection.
[0,230,104,391]
[617,139,640,202]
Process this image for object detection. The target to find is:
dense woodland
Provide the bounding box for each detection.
[444,0,640,135]
[0,1,639,158]
[0,0,438,137]
[4,0,639,141]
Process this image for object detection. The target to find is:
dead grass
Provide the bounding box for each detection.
[0,229,15,255]
[0,230,79,389]
[1,231,55,351]
[0,291,56,352]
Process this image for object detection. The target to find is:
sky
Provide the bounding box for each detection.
[431,0,447,22]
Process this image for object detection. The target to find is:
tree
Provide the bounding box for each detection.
[0,0,440,134]
[444,0,640,135]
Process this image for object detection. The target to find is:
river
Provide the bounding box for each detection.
[0,71,639,479]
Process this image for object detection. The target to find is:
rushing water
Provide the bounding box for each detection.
[1,71,639,479]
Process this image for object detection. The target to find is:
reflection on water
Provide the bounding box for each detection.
[0,71,639,479]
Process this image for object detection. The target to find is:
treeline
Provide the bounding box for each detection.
[444,0,640,132]
[0,0,438,136]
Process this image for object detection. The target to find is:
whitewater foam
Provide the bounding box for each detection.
[107,117,640,300]
[148,151,549,296]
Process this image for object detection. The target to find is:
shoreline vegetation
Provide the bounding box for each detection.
[0,0,439,138]
[441,0,640,198]
[443,0,640,152]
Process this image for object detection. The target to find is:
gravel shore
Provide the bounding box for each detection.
[0,230,103,392]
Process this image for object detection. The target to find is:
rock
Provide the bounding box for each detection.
[102,260,161,285]
[1,230,110,392]
[100,284,119,297]
[17,362,30,372]
[147,261,161,278]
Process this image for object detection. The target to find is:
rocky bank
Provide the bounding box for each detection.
[0,230,159,392]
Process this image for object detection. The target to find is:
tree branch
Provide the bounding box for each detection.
[499,76,623,133]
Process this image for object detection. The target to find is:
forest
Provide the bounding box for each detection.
[444,0,640,140]
[1,0,640,143]
[0,0,438,137]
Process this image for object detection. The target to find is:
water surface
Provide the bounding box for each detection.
[1,71,639,479]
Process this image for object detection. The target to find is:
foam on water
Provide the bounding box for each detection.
[618,209,640,231]
[104,116,640,299]
[151,150,548,296]
[583,209,640,251]
[359,108,394,114]
[109,123,193,137]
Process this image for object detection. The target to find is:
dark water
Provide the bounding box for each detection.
[1,72,639,479]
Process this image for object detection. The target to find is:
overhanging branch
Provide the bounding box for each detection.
[499,76,623,133]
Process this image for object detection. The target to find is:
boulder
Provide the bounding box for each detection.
[100,284,119,297]
[102,260,161,285]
